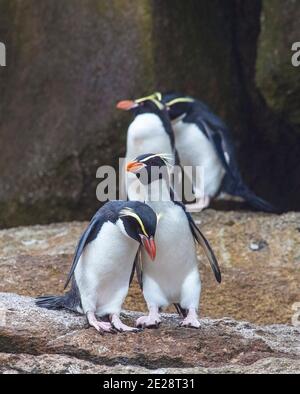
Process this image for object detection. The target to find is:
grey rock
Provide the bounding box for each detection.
[0,292,299,374]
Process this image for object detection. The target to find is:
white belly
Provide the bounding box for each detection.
[173,121,225,197]
[74,222,138,316]
[141,202,200,307]
[125,113,173,201]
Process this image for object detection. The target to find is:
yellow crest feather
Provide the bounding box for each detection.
[119,208,149,237]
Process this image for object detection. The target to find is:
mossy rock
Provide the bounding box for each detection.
[256,0,300,126]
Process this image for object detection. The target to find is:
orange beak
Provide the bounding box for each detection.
[140,235,156,261]
[126,161,145,173]
[116,100,138,111]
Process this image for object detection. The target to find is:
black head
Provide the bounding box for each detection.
[116,92,165,116]
[162,92,195,121]
[126,153,171,185]
[118,202,157,260]
[117,92,176,147]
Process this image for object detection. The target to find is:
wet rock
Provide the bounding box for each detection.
[0,293,299,374]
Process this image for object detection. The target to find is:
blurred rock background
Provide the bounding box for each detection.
[0,0,299,228]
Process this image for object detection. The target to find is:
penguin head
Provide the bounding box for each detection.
[116,92,166,117]
[162,92,195,121]
[118,203,157,260]
[126,153,171,185]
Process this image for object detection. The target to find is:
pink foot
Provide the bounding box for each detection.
[186,196,210,212]
[110,314,139,333]
[86,312,115,334]
[179,316,201,329]
[136,314,161,329]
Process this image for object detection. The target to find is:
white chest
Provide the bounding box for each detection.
[74,222,138,314]
[142,202,198,299]
[126,113,173,159]
[173,121,225,196]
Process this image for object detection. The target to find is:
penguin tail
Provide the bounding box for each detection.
[233,185,280,214]
[174,303,188,318]
[35,295,65,310]
[222,172,280,213]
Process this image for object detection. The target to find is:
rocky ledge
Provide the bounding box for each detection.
[0,293,299,374]
[0,210,300,373]
[0,211,299,325]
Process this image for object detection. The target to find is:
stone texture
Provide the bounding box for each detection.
[256,0,300,125]
[0,293,299,374]
[1,353,300,375]
[1,0,300,227]
[0,211,299,325]
[0,0,153,227]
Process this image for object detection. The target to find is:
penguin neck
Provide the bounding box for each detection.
[143,177,171,202]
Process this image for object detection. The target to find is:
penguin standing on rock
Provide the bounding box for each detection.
[126,153,221,329]
[161,92,277,213]
[116,93,179,201]
[36,200,157,333]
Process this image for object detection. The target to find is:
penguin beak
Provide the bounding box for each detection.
[140,235,156,261]
[116,100,139,111]
[126,160,145,173]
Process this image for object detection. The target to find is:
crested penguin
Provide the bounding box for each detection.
[161,92,277,213]
[116,93,179,201]
[126,153,221,329]
[36,200,157,333]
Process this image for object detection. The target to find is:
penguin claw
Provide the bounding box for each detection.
[179,318,201,329]
[111,321,138,333]
[136,315,161,329]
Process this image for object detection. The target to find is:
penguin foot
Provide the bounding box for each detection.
[86,312,116,334]
[179,316,201,329]
[93,321,116,334]
[110,314,139,333]
[135,315,161,329]
[186,196,210,212]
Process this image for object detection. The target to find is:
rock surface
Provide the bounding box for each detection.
[1,0,300,227]
[0,211,299,325]
[256,0,300,126]
[0,293,299,374]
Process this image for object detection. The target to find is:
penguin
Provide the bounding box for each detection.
[161,92,277,213]
[116,93,179,201]
[126,153,221,329]
[36,200,157,333]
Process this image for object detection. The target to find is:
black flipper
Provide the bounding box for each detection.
[185,210,221,283]
[198,120,236,181]
[134,247,143,290]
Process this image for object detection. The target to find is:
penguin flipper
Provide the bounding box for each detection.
[199,120,236,180]
[185,210,221,284]
[133,247,143,290]
[64,212,108,289]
